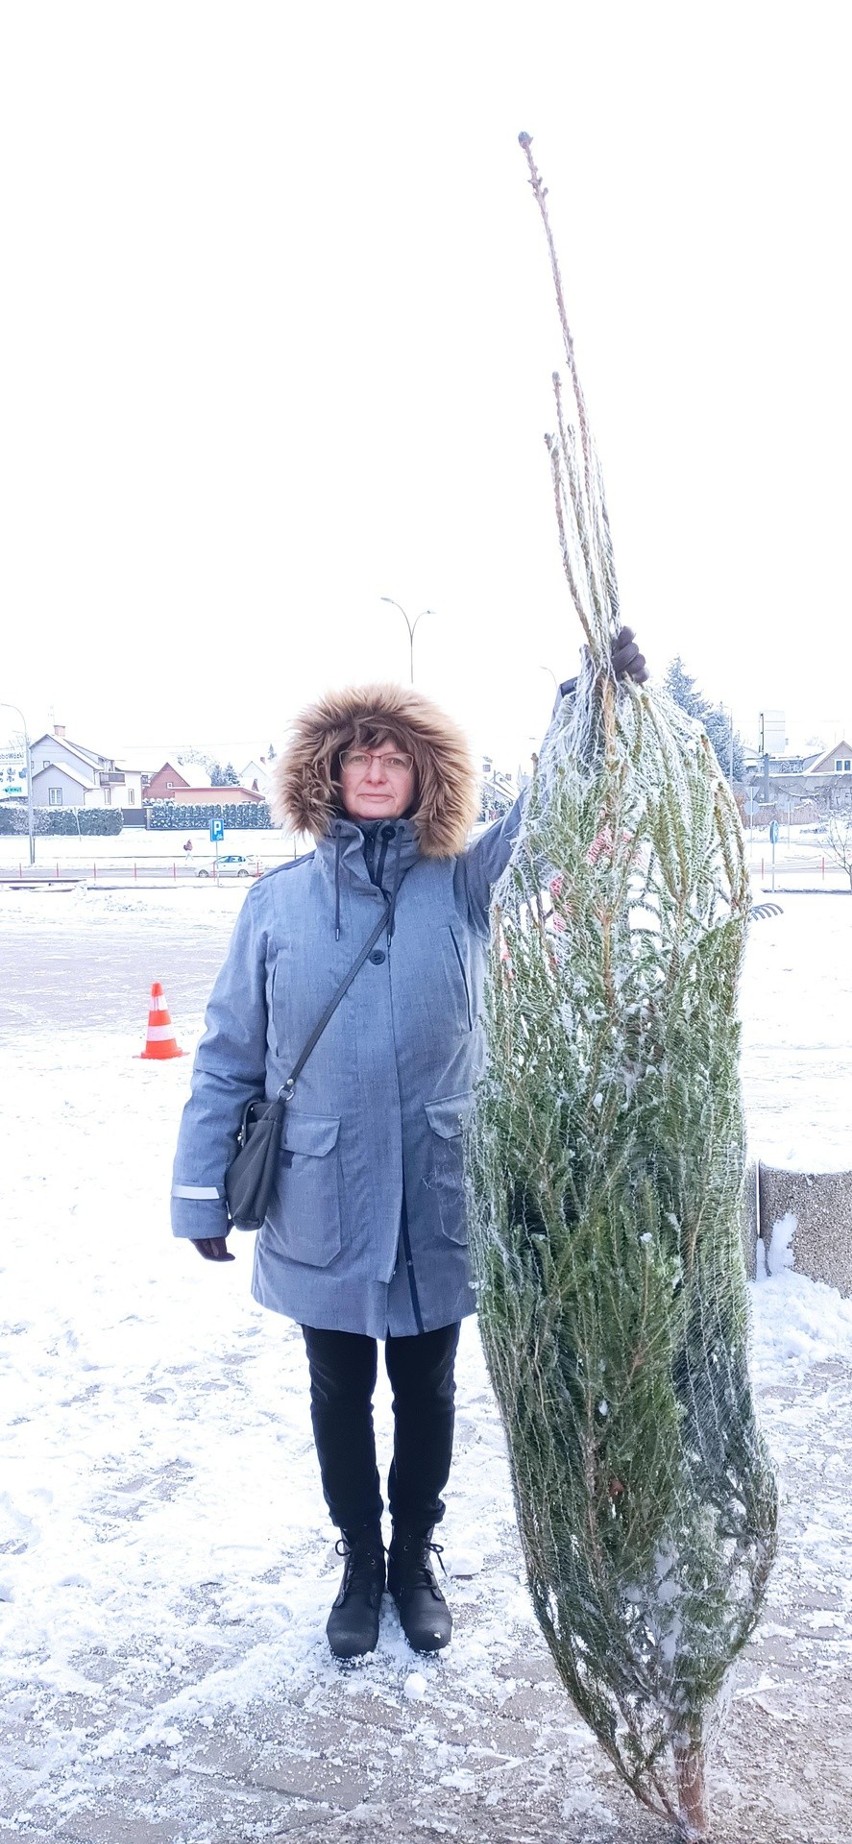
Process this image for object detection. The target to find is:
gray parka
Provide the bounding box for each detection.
[170,681,561,1338]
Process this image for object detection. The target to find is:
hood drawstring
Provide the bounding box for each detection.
[332,820,406,942]
[333,825,342,940]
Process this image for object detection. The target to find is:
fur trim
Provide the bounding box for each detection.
[272,683,479,858]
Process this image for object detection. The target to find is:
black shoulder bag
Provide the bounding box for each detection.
[225,903,389,1231]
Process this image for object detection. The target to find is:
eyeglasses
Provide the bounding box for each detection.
[339,749,413,775]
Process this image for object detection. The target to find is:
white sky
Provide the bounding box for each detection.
[2,1,850,775]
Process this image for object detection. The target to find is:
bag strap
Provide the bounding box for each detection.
[279,902,390,1099]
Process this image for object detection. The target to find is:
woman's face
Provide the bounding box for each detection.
[339,737,416,821]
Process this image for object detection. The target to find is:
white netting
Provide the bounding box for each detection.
[466,138,778,1842]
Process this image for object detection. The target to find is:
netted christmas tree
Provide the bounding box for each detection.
[467,136,778,1842]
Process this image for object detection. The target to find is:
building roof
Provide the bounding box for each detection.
[29,734,103,773]
[806,741,852,775]
[160,784,265,799]
[147,760,192,781]
[31,759,94,789]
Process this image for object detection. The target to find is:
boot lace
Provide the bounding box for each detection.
[398,1536,446,1597]
[335,1534,384,1605]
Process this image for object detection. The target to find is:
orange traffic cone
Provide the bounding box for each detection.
[137,981,186,1060]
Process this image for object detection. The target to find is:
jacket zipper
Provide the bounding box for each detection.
[375,827,393,890]
[399,1194,424,1334]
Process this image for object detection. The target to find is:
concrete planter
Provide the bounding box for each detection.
[752,1165,852,1296]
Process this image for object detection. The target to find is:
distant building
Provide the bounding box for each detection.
[27,725,144,809]
[765,752,821,777]
[239,758,272,796]
[806,741,852,780]
[154,784,265,807]
[478,758,517,823]
[143,761,193,802]
[144,760,265,805]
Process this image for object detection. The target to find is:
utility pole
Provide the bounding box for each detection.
[380,598,433,686]
[758,711,769,802]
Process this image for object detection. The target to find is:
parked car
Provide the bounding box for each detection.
[197,854,253,878]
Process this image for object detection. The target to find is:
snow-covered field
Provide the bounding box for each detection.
[2,886,852,1843]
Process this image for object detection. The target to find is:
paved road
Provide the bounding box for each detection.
[0,865,259,884]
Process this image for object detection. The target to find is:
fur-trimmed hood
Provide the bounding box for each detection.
[271,683,479,858]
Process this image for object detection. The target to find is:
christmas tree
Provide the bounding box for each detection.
[467,137,778,1842]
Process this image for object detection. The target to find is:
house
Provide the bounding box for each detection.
[154,784,265,807]
[28,725,145,809]
[143,762,192,802]
[144,761,265,805]
[741,735,852,823]
[239,758,272,796]
[763,751,822,777]
[30,759,99,809]
[806,741,852,781]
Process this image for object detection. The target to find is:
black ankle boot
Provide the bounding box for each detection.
[326,1524,386,1660]
[387,1524,452,1653]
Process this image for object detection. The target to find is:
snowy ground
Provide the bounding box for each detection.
[2,887,852,1843]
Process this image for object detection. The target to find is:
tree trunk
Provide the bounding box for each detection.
[674,1733,709,1841]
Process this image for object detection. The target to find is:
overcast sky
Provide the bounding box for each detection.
[2,1,849,774]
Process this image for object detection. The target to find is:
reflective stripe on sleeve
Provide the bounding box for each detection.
[171,1184,222,1200]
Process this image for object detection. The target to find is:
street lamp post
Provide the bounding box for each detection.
[380,598,433,686]
[0,700,35,865]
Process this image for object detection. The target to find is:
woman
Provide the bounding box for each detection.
[171,635,646,1660]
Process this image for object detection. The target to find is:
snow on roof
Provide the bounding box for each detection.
[30,733,106,770]
[30,759,94,788]
[805,741,852,774]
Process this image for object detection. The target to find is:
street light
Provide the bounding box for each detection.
[380,598,434,686]
[0,700,35,865]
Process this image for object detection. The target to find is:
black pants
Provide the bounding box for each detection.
[302,1323,461,1536]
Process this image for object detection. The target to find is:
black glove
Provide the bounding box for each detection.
[610,625,648,683]
[559,627,649,702]
[191,1237,235,1262]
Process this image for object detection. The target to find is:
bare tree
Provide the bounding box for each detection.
[821,780,852,889]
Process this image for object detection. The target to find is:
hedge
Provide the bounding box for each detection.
[147,801,273,830]
[0,806,123,836]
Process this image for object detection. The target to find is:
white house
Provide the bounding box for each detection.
[239,758,272,796]
[27,726,145,809]
[30,760,100,809]
[806,740,852,781]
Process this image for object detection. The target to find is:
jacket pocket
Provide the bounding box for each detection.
[424,1091,475,1245]
[441,925,473,1032]
[273,1110,342,1268]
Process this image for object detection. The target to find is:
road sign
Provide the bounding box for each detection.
[769,821,780,844]
[209,816,224,843]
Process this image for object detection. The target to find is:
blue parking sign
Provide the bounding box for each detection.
[209,816,224,843]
